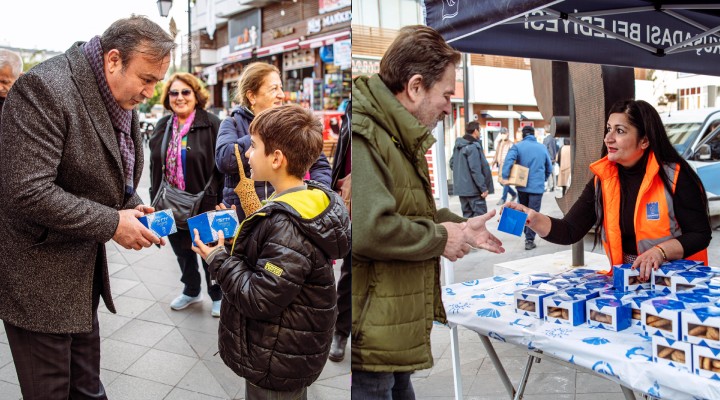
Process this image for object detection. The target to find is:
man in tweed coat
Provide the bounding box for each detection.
[0,16,174,399]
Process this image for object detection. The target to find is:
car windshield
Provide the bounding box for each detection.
[664,122,702,155]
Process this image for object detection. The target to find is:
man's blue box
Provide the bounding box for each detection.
[188,210,240,245]
[138,209,177,237]
[498,207,528,237]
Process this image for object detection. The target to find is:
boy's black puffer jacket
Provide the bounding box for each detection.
[208,181,351,391]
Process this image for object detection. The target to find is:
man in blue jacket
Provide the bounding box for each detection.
[502,125,552,250]
[450,121,493,217]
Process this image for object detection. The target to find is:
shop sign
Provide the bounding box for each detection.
[520,121,535,127]
[319,0,351,14]
[487,121,502,128]
[307,10,351,34]
[229,9,261,52]
[284,49,316,70]
[351,57,380,76]
[271,26,295,39]
[333,40,351,69]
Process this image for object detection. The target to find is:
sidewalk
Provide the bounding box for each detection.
[0,148,350,400]
[412,180,720,400]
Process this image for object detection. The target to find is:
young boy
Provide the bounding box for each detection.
[192,104,351,399]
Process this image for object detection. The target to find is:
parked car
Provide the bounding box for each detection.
[661,107,720,226]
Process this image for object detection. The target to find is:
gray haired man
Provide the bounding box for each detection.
[0,49,23,129]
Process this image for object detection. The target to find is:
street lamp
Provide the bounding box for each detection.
[156,0,192,73]
[157,0,172,17]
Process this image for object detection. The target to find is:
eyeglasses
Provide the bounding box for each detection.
[169,89,193,98]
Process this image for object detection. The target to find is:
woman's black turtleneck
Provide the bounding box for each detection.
[544,153,711,258]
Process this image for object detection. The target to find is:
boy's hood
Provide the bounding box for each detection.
[257,181,350,260]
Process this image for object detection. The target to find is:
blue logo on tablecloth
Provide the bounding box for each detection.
[448,302,470,314]
[647,381,660,397]
[489,301,508,307]
[646,202,660,220]
[582,337,610,345]
[462,280,480,286]
[510,319,532,328]
[546,328,572,338]
[634,333,652,342]
[488,331,506,342]
[477,308,501,318]
[592,361,617,377]
[493,276,507,282]
[625,347,652,361]
[471,294,486,299]
[445,288,456,296]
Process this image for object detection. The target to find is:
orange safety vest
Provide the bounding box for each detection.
[589,152,708,267]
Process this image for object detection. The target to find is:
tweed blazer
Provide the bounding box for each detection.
[0,42,143,334]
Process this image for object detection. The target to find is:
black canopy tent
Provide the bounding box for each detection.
[423,2,720,399]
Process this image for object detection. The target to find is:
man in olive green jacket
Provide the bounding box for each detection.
[352,25,505,398]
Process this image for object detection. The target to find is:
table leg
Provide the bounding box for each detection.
[620,385,637,400]
[513,354,537,400]
[479,334,516,399]
[449,326,463,400]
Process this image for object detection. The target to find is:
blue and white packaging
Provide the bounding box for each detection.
[527,272,553,285]
[671,270,713,293]
[562,287,599,301]
[690,265,720,275]
[578,281,614,293]
[692,343,720,379]
[652,263,693,294]
[628,292,663,327]
[681,306,720,348]
[187,210,240,245]
[613,263,651,291]
[586,298,632,331]
[558,268,597,280]
[670,259,704,268]
[540,279,576,291]
[652,335,692,372]
[544,294,587,326]
[583,273,613,284]
[598,288,646,303]
[514,287,556,318]
[138,209,177,237]
[498,207,528,236]
[641,297,691,340]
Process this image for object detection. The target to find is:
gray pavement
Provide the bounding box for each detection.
[0,146,350,400]
[412,178,720,400]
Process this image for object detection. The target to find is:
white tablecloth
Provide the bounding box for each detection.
[442,272,720,400]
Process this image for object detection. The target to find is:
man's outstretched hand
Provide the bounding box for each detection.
[463,210,505,254]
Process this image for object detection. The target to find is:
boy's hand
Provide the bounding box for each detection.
[191,229,225,261]
[216,203,236,211]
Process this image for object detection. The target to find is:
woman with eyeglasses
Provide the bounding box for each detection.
[215,62,332,220]
[149,72,224,317]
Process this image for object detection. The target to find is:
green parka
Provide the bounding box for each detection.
[351,74,464,372]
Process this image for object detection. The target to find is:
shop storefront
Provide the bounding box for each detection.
[217,8,262,110]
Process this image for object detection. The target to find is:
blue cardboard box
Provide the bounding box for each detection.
[693,343,720,379]
[188,210,240,245]
[586,298,632,331]
[641,297,696,340]
[514,287,556,318]
[682,306,720,348]
[652,336,692,372]
[652,263,693,294]
[561,287,599,301]
[498,207,527,237]
[613,263,651,291]
[671,270,713,293]
[545,294,587,326]
[138,209,177,238]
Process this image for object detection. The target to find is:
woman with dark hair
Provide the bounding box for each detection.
[149,72,223,316]
[505,99,711,280]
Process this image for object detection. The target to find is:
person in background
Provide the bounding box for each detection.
[352,25,505,399]
[505,99,711,277]
[557,138,572,195]
[193,104,351,400]
[450,120,493,217]
[149,72,223,317]
[0,16,172,399]
[493,127,517,205]
[0,49,23,129]
[215,62,331,220]
[501,125,552,250]
[329,100,352,362]
[543,129,559,192]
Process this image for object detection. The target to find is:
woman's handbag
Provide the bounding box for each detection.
[151,119,214,229]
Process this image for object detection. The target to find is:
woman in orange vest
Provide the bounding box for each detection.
[505,99,711,281]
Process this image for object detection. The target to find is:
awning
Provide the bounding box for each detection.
[223,49,254,63]
[256,39,300,57]
[481,110,522,119]
[521,111,545,120]
[299,31,350,49]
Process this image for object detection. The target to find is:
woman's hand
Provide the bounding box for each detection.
[632,247,666,282]
[501,201,552,237]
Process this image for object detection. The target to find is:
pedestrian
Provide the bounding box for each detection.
[543,129,559,191]
[352,25,505,399]
[149,72,224,316]
[557,138,571,195]
[504,99,711,277]
[501,125,552,250]
[493,127,517,205]
[0,16,173,399]
[329,100,352,363]
[450,120,493,217]
[192,104,351,400]
[215,62,331,220]
[0,49,23,130]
